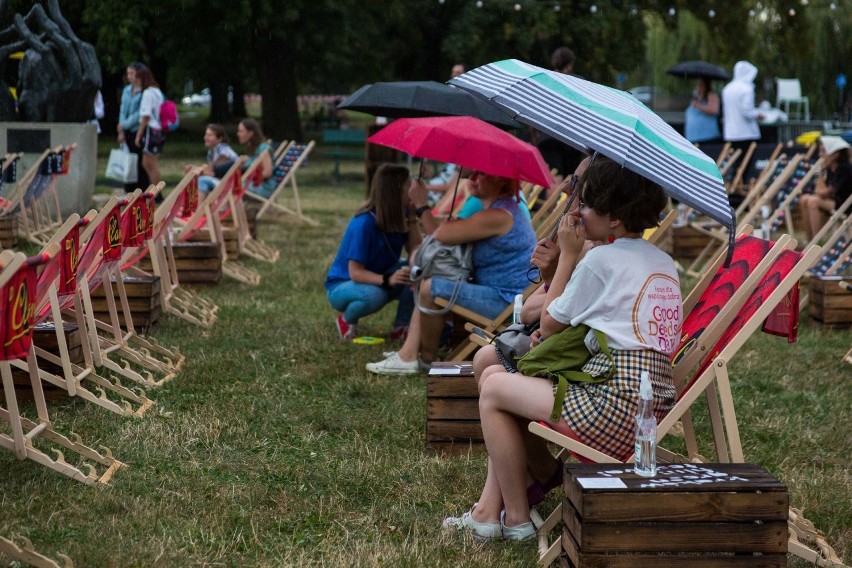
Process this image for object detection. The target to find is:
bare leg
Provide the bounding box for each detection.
[473,347,500,392]
[142,154,161,185]
[417,278,447,364]
[470,457,506,523]
[397,308,422,361]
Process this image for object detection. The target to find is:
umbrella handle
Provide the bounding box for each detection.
[446,171,462,221]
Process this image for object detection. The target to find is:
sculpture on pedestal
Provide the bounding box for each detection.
[0,0,101,122]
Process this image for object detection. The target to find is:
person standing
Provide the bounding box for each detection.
[134,66,166,187]
[116,62,148,192]
[685,77,721,144]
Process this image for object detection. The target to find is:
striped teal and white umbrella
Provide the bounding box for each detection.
[449,59,734,230]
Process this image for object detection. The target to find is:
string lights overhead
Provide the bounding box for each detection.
[446,1,840,16]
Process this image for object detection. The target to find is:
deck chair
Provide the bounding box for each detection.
[83,190,183,385]
[123,168,218,329]
[16,146,73,246]
[243,140,318,224]
[685,154,801,277]
[230,158,280,263]
[0,152,22,198]
[7,214,154,417]
[765,157,819,236]
[272,139,293,162]
[843,281,852,366]
[0,150,49,223]
[726,141,756,196]
[528,234,822,565]
[0,250,124,485]
[0,534,73,568]
[173,158,261,286]
[65,195,181,389]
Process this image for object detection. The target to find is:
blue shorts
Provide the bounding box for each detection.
[430,277,511,320]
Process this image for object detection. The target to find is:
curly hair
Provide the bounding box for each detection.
[579,155,668,233]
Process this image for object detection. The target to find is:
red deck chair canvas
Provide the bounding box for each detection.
[16,146,74,246]
[173,158,261,286]
[527,234,825,565]
[124,168,218,329]
[8,214,154,417]
[0,250,124,485]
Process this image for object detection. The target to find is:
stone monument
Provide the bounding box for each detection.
[0,0,101,215]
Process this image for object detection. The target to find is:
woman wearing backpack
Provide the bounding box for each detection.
[367,170,537,375]
[134,66,165,187]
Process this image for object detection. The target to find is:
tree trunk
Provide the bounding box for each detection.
[231,80,246,118]
[101,68,123,136]
[209,77,230,124]
[256,35,302,142]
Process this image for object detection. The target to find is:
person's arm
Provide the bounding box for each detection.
[692,91,720,116]
[134,115,150,146]
[521,286,547,324]
[431,208,513,245]
[739,90,760,120]
[348,260,410,287]
[539,212,585,338]
[405,214,423,253]
[259,148,273,179]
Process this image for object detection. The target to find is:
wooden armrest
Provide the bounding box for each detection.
[528,421,621,464]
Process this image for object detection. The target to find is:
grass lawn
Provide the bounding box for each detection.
[1,121,850,567]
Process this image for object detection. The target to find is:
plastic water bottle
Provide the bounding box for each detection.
[634,370,657,477]
[513,293,524,325]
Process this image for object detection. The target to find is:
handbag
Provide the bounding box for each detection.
[105,147,138,183]
[493,321,539,373]
[516,325,616,421]
[411,233,474,315]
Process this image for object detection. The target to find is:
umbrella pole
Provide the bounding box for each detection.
[447,172,462,221]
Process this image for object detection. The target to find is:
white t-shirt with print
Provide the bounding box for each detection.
[547,238,682,355]
[140,87,165,130]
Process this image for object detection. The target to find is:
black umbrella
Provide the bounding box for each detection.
[666,61,731,81]
[337,81,520,128]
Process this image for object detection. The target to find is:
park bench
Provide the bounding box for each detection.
[323,128,365,182]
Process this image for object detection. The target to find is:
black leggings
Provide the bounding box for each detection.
[123,131,150,193]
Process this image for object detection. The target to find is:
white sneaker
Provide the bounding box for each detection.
[442,504,502,541]
[366,352,420,375]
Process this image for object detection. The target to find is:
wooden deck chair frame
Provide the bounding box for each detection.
[8,214,155,417]
[75,191,184,387]
[0,250,125,486]
[174,158,261,286]
[726,141,756,195]
[243,140,318,224]
[272,139,293,162]
[686,154,801,277]
[63,196,176,389]
[0,534,73,568]
[528,235,826,566]
[764,157,820,236]
[0,152,23,208]
[530,184,564,232]
[125,167,218,328]
[1,149,49,222]
[16,146,71,246]
[230,158,280,262]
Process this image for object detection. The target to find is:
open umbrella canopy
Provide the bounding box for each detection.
[367,116,554,187]
[449,59,733,231]
[337,81,520,128]
[666,61,731,81]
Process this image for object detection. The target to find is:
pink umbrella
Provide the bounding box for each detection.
[367,116,554,187]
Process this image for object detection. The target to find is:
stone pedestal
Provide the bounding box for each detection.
[0,122,97,216]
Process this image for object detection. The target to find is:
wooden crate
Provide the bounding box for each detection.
[222,206,258,239]
[562,463,789,567]
[6,323,85,401]
[670,226,714,260]
[186,227,239,260]
[138,241,223,286]
[0,215,17,249]
[426,362,484,455]
[90,274,161,332]
[808,275,852,328]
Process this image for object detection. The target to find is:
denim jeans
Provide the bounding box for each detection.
[327,280,414,326]
[198,175,219,193]
[430,277,512,320]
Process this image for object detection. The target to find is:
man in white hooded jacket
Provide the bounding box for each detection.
[722,60,763,144]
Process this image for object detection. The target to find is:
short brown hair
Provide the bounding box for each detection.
[579,155,667,233]
[206,123,228,143]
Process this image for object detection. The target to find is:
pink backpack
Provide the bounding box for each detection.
[160,99,179,131]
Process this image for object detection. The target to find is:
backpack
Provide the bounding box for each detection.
[410,234,474,315]
[160,99,180,132]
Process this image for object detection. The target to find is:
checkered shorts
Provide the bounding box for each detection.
[554,349,675,462]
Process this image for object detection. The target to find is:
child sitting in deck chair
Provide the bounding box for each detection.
[194,123,238,193]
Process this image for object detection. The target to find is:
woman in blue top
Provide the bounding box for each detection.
[326,163,421,341]
[367,171,537,375]
[116,62,148,192]
[236,118,276,198]
[684,77,721,144]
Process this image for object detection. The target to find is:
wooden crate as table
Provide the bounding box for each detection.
[0,215,17,248]
[426,362,484,455]
[90,274,161,332]
[137,241,222,286]
[186,227,239,261]
[561,462,789,567]
[808,275,852,329]
[7,322,85,401]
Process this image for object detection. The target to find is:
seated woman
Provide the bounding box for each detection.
[326,163,421,341]
[236,118,276,198]
[196,123,239,193]
[443,155,681,540]
[366,170,537,375]
[430,169,471,218]
[799,136,852,241]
